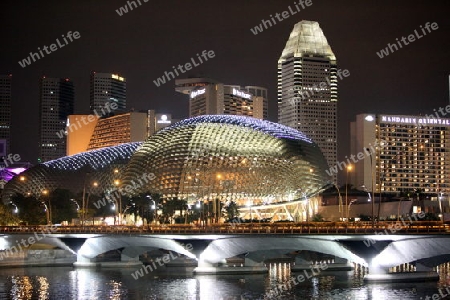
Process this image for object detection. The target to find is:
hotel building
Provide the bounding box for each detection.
[175,78,268,120]
[39,77,74,162]
[90,72,126,113]
[350,114,450,196]
[278,20,338,181]
[66,110,174,155]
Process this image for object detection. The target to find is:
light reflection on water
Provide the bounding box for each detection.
[0,263,449,299]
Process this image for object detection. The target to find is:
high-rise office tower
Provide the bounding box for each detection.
[90,72,126,113]
[175,78,268,120]
[39,77,74,162]
[278,20,338,181]
[0,74,12,155]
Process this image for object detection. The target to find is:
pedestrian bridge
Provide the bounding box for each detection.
[1,222,449,276]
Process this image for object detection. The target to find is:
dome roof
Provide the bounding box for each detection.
[123,115,329,204]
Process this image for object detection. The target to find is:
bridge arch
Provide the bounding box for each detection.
[372,236,450,269]
[199,236,367,266]
[77,236,196,259]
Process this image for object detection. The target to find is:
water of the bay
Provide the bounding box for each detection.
[1,263,450,300]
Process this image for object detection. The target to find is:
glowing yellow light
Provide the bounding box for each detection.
[111,74,124,82]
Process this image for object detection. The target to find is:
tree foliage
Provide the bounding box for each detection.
[0,201,19,225]
[224,201,240,221]
[11,193,46,225]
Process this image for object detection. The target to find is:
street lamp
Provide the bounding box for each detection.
[345,165,353,221]
[146,195,156,224]
[397,197,403,221]
[303,192,309,223]
[81,173,89,226]
[9,201,18,214]
[367,148,375,228]
[246,200,252,223]
[41,189,51,224]
[361,185,371,202]
[439,192,444,223]
[332,183,343,221]
[114,179,122,225]
[70,198,80,211]
[41,202,49,224]
[81,174,98,227]
[348,199,357,220]
[378,174,385,222]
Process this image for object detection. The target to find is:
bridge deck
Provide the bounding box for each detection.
[1,221,448,235]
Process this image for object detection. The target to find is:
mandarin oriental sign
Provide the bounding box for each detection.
[381,115,450,126]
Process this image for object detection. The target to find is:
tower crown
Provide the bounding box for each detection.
[279,20,336,63]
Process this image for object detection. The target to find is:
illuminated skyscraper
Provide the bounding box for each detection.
[278,20,337,181]
[90,72,126,113]
[0,74,12,155]
[175,78,268,119]
[39,77,74,162]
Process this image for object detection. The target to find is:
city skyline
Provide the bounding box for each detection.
[2,1,450,171]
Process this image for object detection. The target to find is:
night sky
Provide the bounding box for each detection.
[2,0,450,181]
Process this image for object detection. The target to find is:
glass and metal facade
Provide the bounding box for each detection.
[3,116,329,208]
[1,143,141,202]
[124,115,329,206]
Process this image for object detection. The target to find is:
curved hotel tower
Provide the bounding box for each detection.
[278,20,337,182]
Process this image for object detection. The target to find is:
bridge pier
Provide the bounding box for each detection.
[73,253,96,268]
[364,261,439,283]
[331,257,354,271]
[291,257,311,271]
[292,256,353,272]
[415,263,434,272]
[73,252,142,268]
[193,256,267,275]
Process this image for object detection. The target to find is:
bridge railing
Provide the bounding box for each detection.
[0,221,448,235]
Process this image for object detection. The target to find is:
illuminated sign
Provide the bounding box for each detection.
[111,74,125,81]
[381,115,450,126]
[190,88,205,99]
[232,88,251,99]
[365,115,374,122]
[157,114,171,124]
